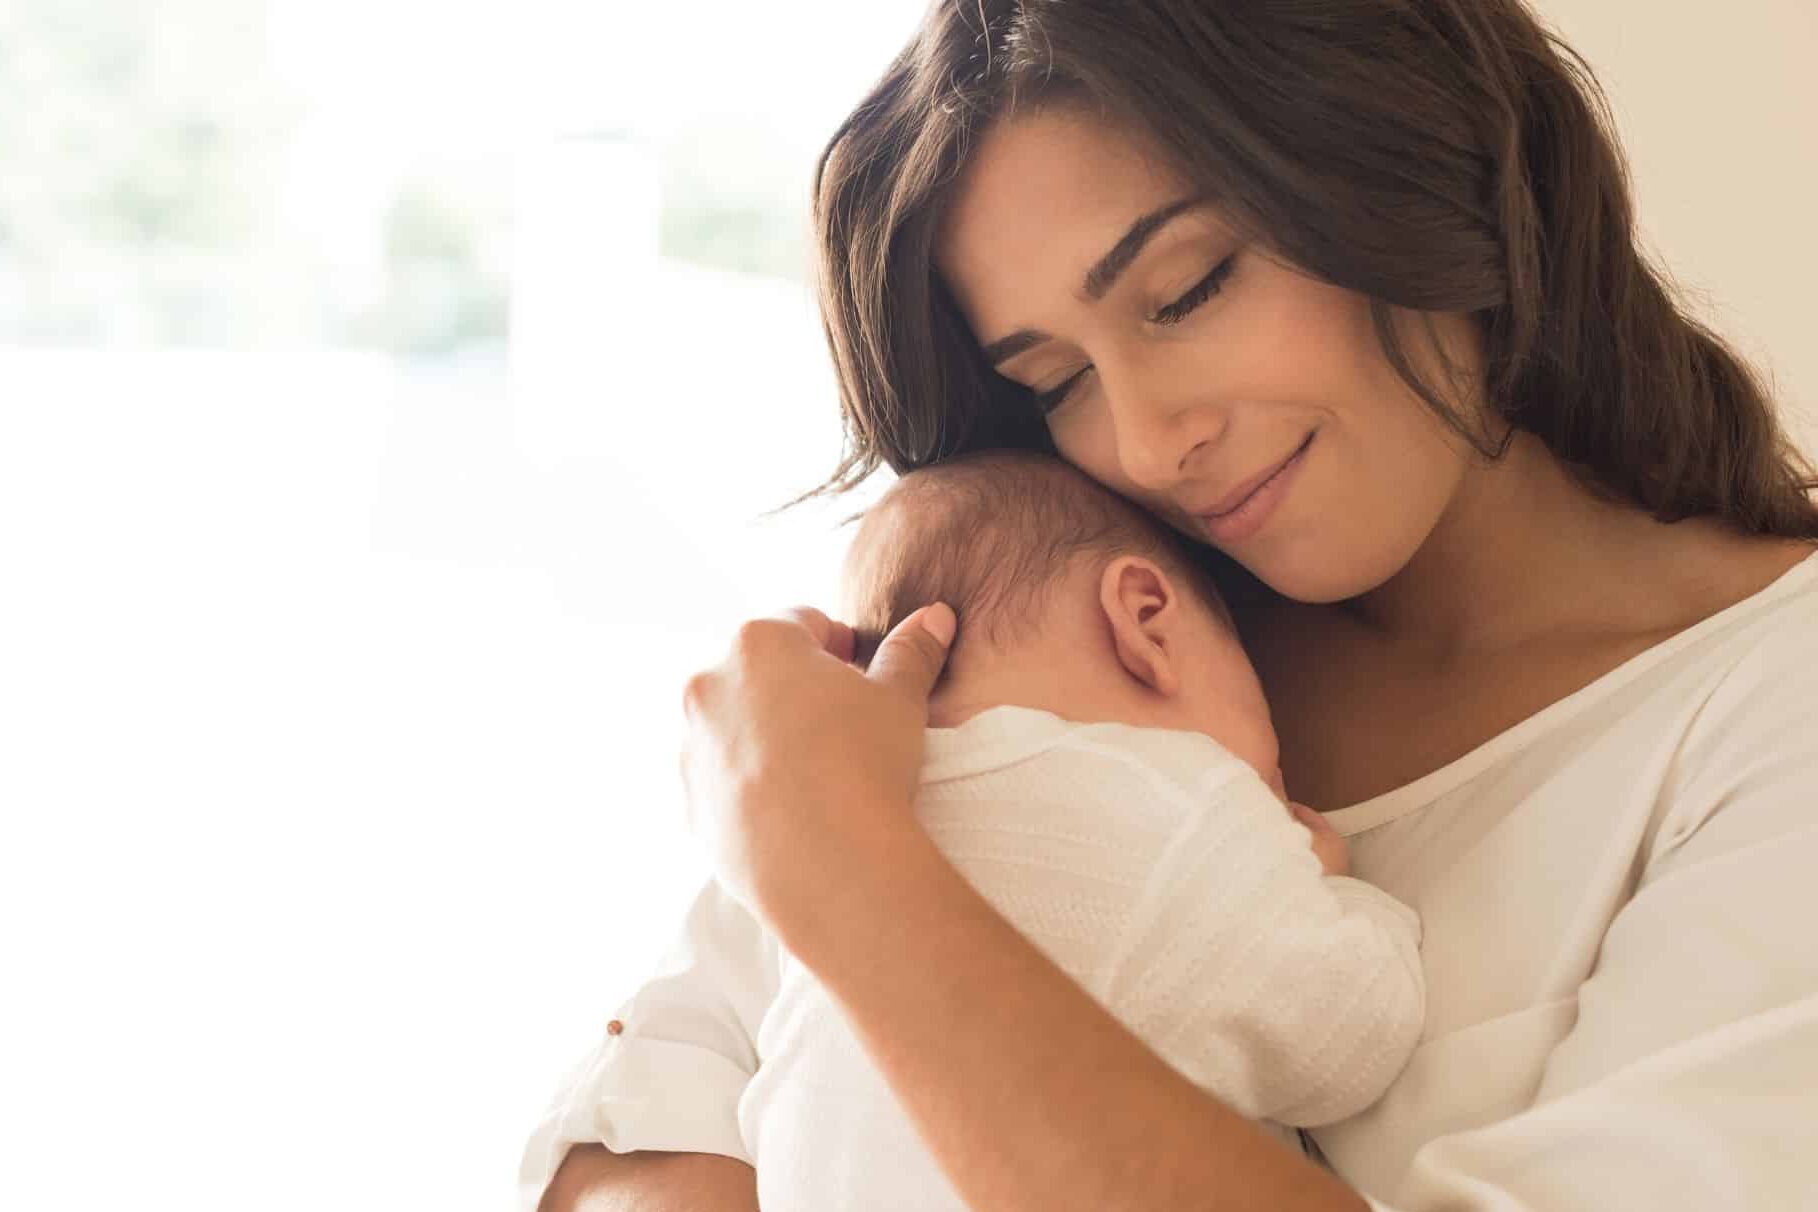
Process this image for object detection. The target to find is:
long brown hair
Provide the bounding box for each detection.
[807,0,1818,546]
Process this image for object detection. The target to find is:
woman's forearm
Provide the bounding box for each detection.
[538,1145,758,1212]
[770,823,1370,1212]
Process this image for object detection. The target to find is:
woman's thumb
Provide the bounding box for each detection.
[866,603,955,701]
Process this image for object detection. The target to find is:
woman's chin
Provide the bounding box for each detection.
[1243,549,1393,606]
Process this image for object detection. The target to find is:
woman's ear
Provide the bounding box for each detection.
[1098,555,1182,697]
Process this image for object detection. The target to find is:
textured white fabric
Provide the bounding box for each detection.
[742,709,1424,1212]
[521,548,1818,1212]
[520,710,1425,1211]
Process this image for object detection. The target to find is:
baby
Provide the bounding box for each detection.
[737,451,1424,1209]
[520,451,1424,1212]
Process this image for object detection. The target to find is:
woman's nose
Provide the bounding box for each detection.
[1099,359,1228,492]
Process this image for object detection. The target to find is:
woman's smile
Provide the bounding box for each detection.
[1195,429,1316,545]
[933,104,1488,603]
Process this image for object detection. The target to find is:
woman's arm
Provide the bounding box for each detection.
[540,1146,757,1212]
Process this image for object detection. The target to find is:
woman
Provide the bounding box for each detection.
[533,1,1818,1208]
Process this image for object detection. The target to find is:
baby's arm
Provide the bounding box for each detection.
[1291,800,1351,877]
[1098,764,1424,1128]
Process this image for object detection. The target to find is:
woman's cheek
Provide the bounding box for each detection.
[1238,434,1395,602]
[1307,439,1462,600]
[1050,407,1128,495]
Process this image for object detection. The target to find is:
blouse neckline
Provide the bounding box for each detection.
[1322,548,1818,837]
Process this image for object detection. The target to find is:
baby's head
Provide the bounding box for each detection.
[842,451,1281,791]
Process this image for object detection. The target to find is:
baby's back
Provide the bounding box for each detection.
[740,706,1427,1211]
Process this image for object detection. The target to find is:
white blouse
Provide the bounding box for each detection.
[1310,547,1818,1210]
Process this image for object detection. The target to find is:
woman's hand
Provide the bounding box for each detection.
[679,602,956,932]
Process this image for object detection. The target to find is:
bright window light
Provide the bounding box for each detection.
[0,3,920,1209]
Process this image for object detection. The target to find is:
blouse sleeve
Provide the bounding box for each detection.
[516,877,779,1212]
[1365,612,1818,1210]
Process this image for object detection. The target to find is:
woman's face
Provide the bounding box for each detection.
[935,106,1483,603]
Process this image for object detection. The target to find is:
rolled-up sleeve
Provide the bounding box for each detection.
[1363,622,1818,1211]
[517,878,779,1211]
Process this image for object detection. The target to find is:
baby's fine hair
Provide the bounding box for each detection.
[844,450,1233,665]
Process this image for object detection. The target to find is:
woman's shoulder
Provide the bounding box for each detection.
[1688,539,1818,672]
[1646,544,1818,851]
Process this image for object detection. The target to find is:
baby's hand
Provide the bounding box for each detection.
[1290,802,1350,878]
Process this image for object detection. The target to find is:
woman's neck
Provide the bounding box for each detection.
[1339,429,1771,665]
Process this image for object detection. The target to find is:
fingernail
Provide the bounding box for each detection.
[921,602,956,646]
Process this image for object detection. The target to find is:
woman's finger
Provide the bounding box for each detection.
[865,602,956,703]
[768,605,857,664]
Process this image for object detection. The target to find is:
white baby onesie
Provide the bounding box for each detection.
[739,705,1425,1212]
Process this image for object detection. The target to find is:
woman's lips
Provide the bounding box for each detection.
[1196,431,1314,545]
[1203,438,1306,517]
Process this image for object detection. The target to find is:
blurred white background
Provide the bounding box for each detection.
[0,2,1811,1210]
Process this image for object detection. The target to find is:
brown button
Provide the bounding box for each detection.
[606,1019,624,1036]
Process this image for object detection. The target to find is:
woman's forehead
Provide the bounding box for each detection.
[934,108,1221,318]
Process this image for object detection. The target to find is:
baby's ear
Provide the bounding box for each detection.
[1099,556,1182,697]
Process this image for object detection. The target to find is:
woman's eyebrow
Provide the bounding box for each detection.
[1082,195,1200,301]
[981,195,1201,367]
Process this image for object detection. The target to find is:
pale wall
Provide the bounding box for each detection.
[1532,0,1817,456]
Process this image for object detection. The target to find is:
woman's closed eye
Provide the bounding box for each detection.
[1029,254,1238,415]
[1033,367,1092,415]
[1149,253,1237,327]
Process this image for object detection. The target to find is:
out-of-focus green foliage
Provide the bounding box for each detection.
[0,1,807,350]
[0,0,296,343]
[659,117,809,283]
[351,184,509,356]
[0,0,511,352]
